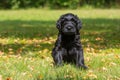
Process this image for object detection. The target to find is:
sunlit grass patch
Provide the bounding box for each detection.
[0,52,120,80]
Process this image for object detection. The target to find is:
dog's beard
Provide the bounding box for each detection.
[62,31,76,35]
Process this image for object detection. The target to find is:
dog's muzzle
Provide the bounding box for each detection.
[62,21,76,35]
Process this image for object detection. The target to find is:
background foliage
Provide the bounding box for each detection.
[0,0,120,9]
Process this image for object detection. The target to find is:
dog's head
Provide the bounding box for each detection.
[56,13,82,35]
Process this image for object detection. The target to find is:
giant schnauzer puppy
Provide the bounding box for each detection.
[52,13,87,69]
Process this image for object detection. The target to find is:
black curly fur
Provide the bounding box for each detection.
[52,13,87,69]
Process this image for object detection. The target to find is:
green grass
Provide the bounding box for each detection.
[0,9,120,80]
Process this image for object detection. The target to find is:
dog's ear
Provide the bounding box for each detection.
[56,19,61,30]
[56,15,65,31]
[56,15,64,31]
[77,19,82,30]
[75,15,82,30]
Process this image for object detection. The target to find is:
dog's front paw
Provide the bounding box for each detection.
[82,65,88,70]
[77,64,88,70]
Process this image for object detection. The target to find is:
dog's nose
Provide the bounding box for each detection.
[67,26,72,30]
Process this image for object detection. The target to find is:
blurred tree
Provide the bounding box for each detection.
[48,0,79,9]
[0,0,119,9]
[0,0,11,9]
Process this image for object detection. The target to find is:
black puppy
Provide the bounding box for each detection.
[52,13,87,69]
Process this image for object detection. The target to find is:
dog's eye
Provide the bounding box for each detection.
[61,18,64,21]
[64,18,69,21]
[61,18,66,21]
[71,18,75,21]
[71,18,77,23]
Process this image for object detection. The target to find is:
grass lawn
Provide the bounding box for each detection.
[0,9,120,80]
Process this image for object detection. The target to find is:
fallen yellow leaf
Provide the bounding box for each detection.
[84,70,97,79]
[109,62,117,66]
[0,51,4,56]
[0,75,2,80]
[6,77,12,80]
[38,74,43,79]
[102,67,108,72]
[43,49,49,53]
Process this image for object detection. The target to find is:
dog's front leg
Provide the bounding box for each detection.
[52,47,63,66]
[52,34,63,66]
[76,49,88,69]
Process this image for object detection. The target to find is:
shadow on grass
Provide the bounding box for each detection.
[0,18,120,54]
[0,20,57,39]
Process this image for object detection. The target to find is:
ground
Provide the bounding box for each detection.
[0,9,120,80]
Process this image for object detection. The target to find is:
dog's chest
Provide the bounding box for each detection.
[62,41,75,49]
[62,35,75,47]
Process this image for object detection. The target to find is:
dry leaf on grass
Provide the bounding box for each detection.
[84,70,97,79]
[38,74,43,79]
[109,62,117,66]
[0,75,2,80]
[102,67,108,72]
[0,51,4,56]
[6,77,12,80]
